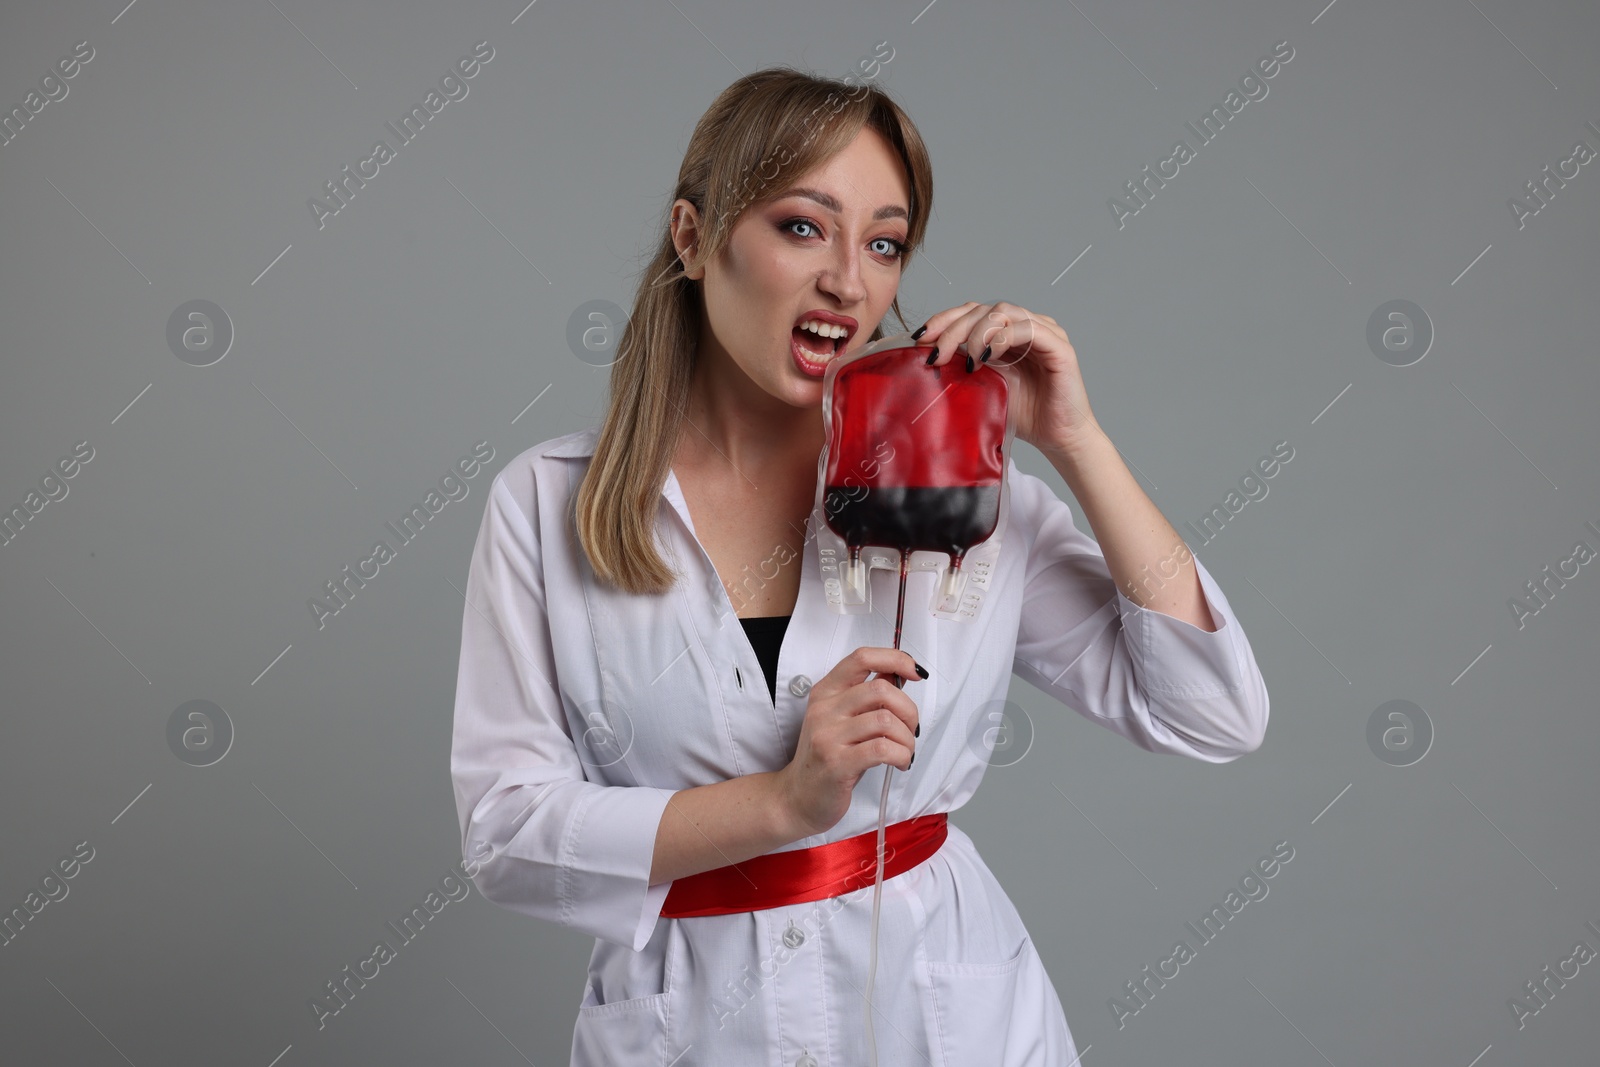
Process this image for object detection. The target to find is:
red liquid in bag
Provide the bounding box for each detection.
[821,343,1009,570]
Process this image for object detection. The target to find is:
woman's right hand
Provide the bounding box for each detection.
[775,646,924,839]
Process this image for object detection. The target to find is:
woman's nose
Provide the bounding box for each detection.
[818,243,867,304]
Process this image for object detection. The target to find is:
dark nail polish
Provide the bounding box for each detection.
[908,751,915,767]
[911,324,927,340]
[914,723,921,737]
[925,349,938,365]
[914,661,928,679]
[980,345,992,363]
[965,354,975,373]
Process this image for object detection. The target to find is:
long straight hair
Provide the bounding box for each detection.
[573,66,935,595]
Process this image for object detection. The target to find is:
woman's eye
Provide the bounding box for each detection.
[782,219,905,260]
[870,237,907,259]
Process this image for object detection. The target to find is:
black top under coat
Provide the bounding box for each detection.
[738,614,791,705]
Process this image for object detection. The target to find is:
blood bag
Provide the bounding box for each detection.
[813,330,1016,622]
[811,328,1017,1064]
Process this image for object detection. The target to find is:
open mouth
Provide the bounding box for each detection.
[791,317,855,363]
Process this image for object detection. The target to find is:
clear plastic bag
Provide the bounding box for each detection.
[813,330,1016,622]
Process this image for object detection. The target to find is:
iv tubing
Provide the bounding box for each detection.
[864,549,911,1067]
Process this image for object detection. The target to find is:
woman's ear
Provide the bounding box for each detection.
[669,199,705,280]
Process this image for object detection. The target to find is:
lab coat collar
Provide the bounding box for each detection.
[539,426,699,541]
[539,428,599,458]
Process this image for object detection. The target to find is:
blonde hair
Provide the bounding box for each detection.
[573,66,934,595]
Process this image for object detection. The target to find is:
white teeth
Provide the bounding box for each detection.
[794,337,835,363]
[793,319,851,365]
[797,319,848,340]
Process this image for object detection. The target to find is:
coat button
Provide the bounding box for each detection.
[783,921,806,948]
[788,675,812,698]
[796,1052,818,1067]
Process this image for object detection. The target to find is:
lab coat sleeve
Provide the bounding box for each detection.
[1006,462,1269,762]
[451,472,675,952]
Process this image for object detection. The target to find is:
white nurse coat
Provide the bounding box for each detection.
[450,426,1270,1066]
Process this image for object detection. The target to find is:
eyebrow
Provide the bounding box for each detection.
[781,186,908,222]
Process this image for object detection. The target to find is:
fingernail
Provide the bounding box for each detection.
[980,345,992,363]
[925,349,938,365]
[965,353,975,372]
[914,661,928,679]
[908,751,915,767]
[911,324,927,340]
[914,722,921,737]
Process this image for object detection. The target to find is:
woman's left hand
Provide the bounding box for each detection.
[914,301,1100,455]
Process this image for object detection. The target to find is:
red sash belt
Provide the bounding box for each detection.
[660,812,949,918]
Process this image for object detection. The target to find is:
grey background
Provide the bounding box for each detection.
[2,0,1596,1063]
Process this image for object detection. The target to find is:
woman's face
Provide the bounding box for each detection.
[672,125,912,408]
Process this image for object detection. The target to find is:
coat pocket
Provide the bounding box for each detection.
[572,989,669,1064]
[925,938,1029,1066]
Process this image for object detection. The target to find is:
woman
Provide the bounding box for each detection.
[451,67,1270,1065]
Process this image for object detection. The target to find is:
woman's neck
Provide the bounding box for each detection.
[679,368,824,475]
